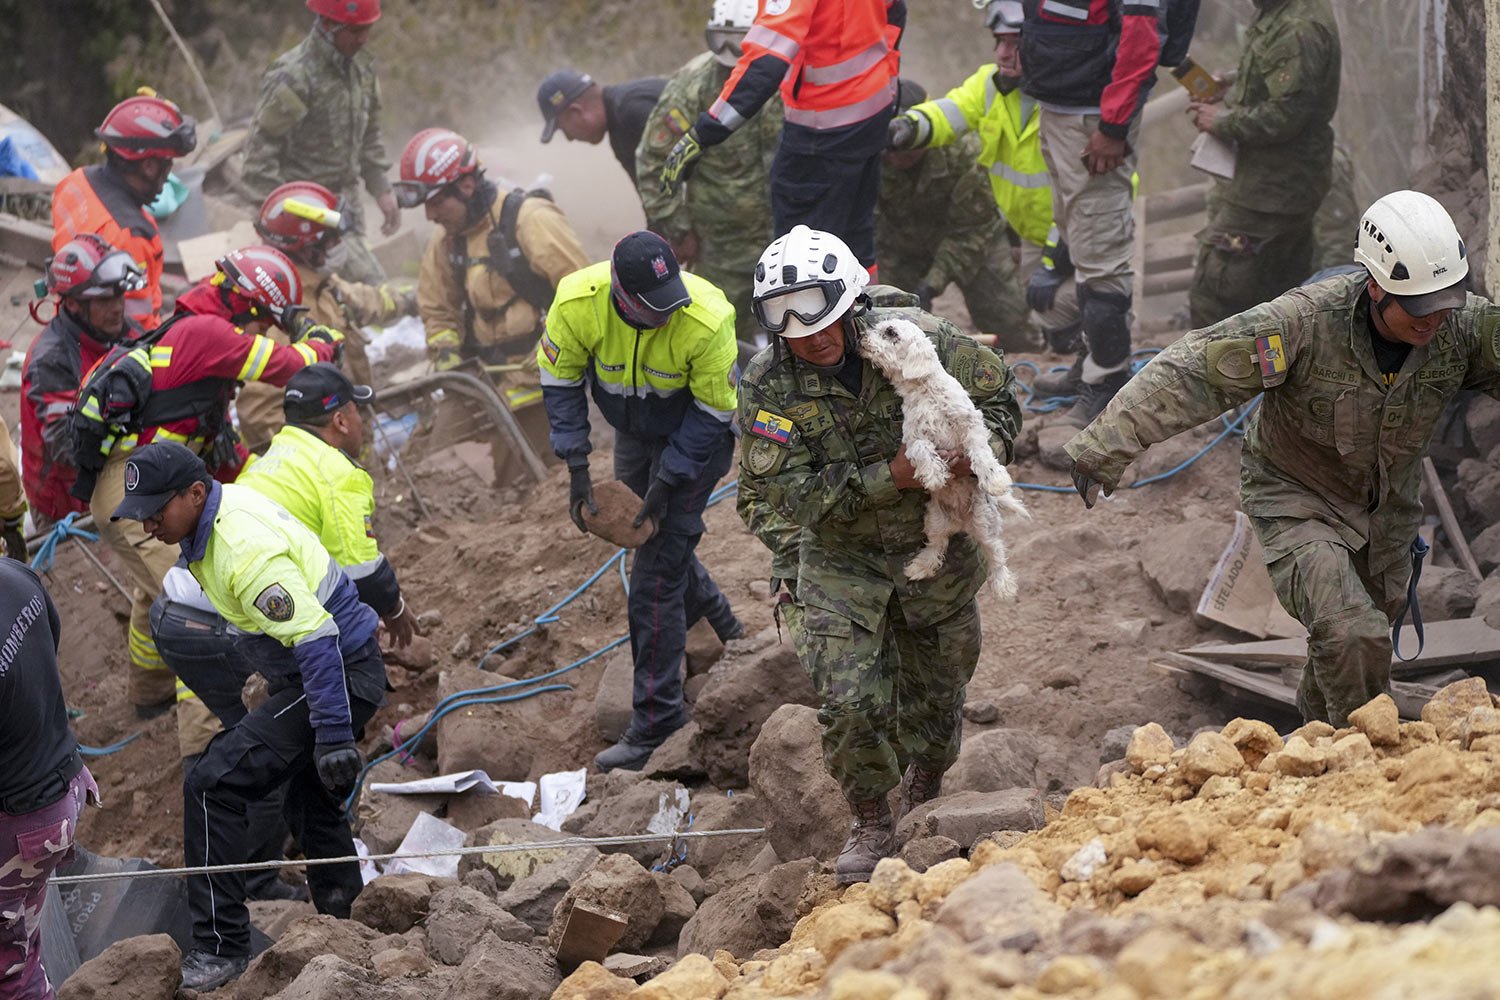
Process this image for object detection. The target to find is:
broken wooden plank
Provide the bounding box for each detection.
[1424,457,1483,581]
[1183,618,1500,676]
[552,898,629,968]
[1155,653,1438,720]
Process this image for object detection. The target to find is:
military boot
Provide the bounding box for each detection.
[1029,353,1084,399]
[892,762,945,829]
[1058,369,1130,428]
[835,794,894,884]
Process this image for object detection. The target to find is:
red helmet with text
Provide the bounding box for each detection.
[213,246,304,327]
[95,95,197,161]
[307,0,381,25]
[256,181,350,256]
[394,128,479,208]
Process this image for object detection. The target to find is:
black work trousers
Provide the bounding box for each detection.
[770,114,892,269]
[181,638,384,957]
[614,432,736,745]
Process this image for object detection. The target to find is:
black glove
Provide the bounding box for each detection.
[1026,261,1066,314]
[314,740,363,794]
[913,282,938,310]
[633,476,671,530]
[1070,461,1112,510]
[2,516,25,562]
[660,127,705,193]
[568,463,596,534]
[887,113,919,150]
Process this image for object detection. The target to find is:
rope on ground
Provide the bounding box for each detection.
[78,732,144,758]
[29,513,100,572]
[48,827,769,886]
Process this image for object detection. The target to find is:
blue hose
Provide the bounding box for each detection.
[30,513,100,572]
[78,732,143,757]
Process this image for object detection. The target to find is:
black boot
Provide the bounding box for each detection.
[1030,353,1084,399]
[1059,369,1130,428]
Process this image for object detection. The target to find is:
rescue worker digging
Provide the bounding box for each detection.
[111,442,385,993]
[539,231,744,772]
[735,226,1021,882]
[1068,191,1494,728]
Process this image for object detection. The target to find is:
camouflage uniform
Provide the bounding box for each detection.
[636,53,781,346]
[1067,273,1500,725]
[243,26,393,285]
[736,288,1022,798]
[877,134,1034,353]
[1190,0,1341,328]
[1311,143,1359,272]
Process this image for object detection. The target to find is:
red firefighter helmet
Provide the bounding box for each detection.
[95,95,197,161]
[307,0,381,24]
[47,234,146,300]
[256,181,350,256]
[214,246,304,327]
[394,128,479,208]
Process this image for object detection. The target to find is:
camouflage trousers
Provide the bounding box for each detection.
[0,767,95,999]
[1260,518,1407,727]
[790,596,982,801]
[1190,203,1315,328]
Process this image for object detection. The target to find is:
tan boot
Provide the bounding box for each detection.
[892,762,945,830]
[836,795,894,884]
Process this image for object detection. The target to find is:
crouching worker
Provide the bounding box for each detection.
[111,441,386,993]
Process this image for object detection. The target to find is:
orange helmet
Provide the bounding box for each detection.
[214,246,304,328]
[96,95,197,161]
[256,181,349,257]
[307,0,380,25]
[394,128,479,208]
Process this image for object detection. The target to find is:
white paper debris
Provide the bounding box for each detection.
[384,812,468,879]
[534,768,588,831]
[370,769,536,807]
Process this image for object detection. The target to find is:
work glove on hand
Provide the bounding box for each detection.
[913,282,938,311]
[1026,246,1072,314]
[432,350,463,373]
[569,463,596,534]
[886,113,920,150]
[632,476,671,530]
[660,127,705,193]
[1069,458,1113,510]
[314,740,363,794]
[2,515,25,562]
[302,324,346,363]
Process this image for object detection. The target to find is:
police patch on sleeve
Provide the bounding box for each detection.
[254,584,296,623]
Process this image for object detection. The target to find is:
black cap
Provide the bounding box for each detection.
[536,70,594,142]
[611,231,691,313]
[283,363,374,423]
[110,441,207,522]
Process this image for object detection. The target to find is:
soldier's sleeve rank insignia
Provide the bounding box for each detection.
[1256,334,1287,377]
[751,408,793,444]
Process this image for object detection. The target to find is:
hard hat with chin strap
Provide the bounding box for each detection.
[752,226,869,339]
[1354,189,1469,316]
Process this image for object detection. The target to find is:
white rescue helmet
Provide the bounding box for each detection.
[753,225,869,339]
[707,0,758,66]
[976,0,1023,33]
[1354,190,1469,316]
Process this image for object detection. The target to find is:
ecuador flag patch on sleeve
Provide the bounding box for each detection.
[1255,334,1287,377]
[751,408,793,445]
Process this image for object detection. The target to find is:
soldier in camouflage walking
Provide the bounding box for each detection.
[736,226,1021,882]
[242,0,399,286]
[878,79,1035,353]
[636,0,781,352]
[1187,0,1341,327]
[1069,192,1490,727]
[0,561,97,1000]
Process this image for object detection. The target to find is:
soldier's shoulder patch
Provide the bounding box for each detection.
[973,360,1003,391]
[666,107,691,138]
[253,583,295,623]
[750,408,793,445]
[745,435,785,476]
[540,330,560,365]
[364,513,376,539]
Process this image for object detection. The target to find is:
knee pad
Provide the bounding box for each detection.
[1079,285,1132,370]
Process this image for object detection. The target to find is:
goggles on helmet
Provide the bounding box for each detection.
[393,179,450,209]
[753,280,847,335]
[85,254,148,299]
[705,27,746,61]
[104,119,198,158]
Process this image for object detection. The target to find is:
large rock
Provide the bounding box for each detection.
[1178,732,1244,789]
[270,954,394,1000]
[677,858,820,960]
[945,729,1041,794]
[440,934,560,1000]
[648,872,698,947]
[594,650,634,744]
[1471,524,1500,577]
[562,779,689,867]
[550,961,636,1000]
[458,818,576,889]
[629,953,729,1000]
[1137,518,1232,614]
[496,848,603,935]
[548,854,665,954]
[899,789,1046,850]
[58,933,179,1000]
[934,862,1065,948]
[692,643,819,788]
[232,915,382,999]
[351,873,444,934]
[1416,565,1480,621]
[426,885,534,965]
[1476,574,1500,629]
[684,620,726,676]
[642,723,708,783]
[748,704,847,862]
[1125,722,1175,772]
[1421,676,1495,741]
[679,791,766,882]
[1317,826,1500,920]
[436,665,548,778]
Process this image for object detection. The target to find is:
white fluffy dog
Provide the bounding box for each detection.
[857,317,1028,599]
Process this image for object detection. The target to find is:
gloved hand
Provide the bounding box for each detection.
[1026,261,1066,314]
[433,350,463,372]
[913,282,938,310]
[632,476,671,530]
[2,515,25,562]
[301,324,345,346]
[660,127,704,193]
[314,740,363,794]
[1069,459,1113,510]
[569,463,596,534]
[887,113,919,150]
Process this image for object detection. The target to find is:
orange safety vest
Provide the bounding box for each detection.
[52,166,165,329]
[712,0,900,132]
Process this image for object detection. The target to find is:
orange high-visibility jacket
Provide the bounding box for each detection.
[52,165,165,329]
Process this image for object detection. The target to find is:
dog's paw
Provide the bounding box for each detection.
[987,568,1019,601]
[905,548,944,580]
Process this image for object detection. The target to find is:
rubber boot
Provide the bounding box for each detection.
[1059,369,1131,428]
[836,794,894,884]
[1030,353,1084,399]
